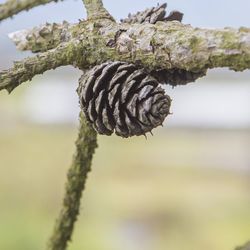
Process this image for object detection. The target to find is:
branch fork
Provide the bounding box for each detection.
[0,1,249,250]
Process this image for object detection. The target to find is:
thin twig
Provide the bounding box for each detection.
[2,22,250,93]
[8,21,75,53]
[82,0,114,20]
[0,40,79,93]
[48,112,98,250]
[0,0,63,22]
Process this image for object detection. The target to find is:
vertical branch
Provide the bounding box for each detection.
[48,112,97,250]
[82,0,114,20]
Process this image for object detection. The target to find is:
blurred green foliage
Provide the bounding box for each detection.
[0,126,249,250]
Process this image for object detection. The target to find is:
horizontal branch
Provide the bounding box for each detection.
[9,21,250,72]
[9,21,75,53]
[0,40,80,93]
[3,20,250,93]
[48,112,97,250]
[0,0,63,22]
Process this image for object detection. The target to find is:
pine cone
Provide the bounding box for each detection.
[120,3,207,85]
[151,68,207,87]
[121,3,183,24]
[78,62,171,138]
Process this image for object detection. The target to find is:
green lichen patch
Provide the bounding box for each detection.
[189,36,203,53]
[219,31,240,50]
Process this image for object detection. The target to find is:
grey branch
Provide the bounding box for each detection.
[2,20,250,93]
[9,21,75,53]
[1,1,250,250]
[110,22,250,73]
[82,0,114,20]
[0,0,63,22]
[0,40,80,93]
[48,112,97,250]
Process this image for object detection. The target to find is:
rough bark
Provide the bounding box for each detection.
[1,20,250,94]
[82,0,114,21]
[0,40,80,93]
[0,0,249,249]
[48,112,97,250]
[8,21,75,52]
[0,0,62,22]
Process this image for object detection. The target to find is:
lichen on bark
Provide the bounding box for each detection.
[2,18,250,94]
[0,0,63,21]
[48,112,97,250]
[0,1,250,250]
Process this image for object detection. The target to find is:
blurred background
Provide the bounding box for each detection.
[0,0,250,250]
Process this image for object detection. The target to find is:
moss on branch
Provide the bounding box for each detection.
[1,1,250,250]
[0,40,80,93]
[82,0,114,21]
[0,0,63,22]
[9,21,250,72]
[9,21,75,53]
[48,112,97,250]
[2,20,250,93]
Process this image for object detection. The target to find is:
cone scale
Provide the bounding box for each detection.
[78,62,171,138]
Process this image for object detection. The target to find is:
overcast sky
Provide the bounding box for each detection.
[1,0,250,31]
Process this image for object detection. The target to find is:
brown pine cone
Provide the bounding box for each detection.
[120,3,206,85]
[78,62,171,138]
[120,3,183,24]
[151,68,207,87]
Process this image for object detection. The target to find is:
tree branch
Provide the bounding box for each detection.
[109,22,250,72]
[3,21,250,93]
[8,21,250,73]
[48,112,97,250]
[2,2,250,94]
[82,0,114,20]
[1,2,250,250]
[0,0,62,22]
[0,40,80,93]
[235,242,250,250]
[9,21,75,53]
